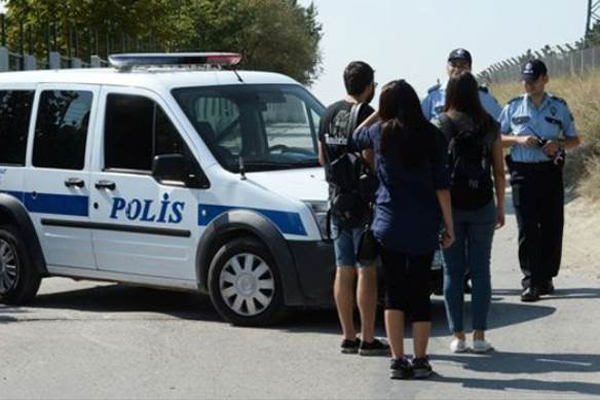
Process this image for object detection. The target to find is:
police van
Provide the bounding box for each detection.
[0,53,336,326]
[0,53,443,326]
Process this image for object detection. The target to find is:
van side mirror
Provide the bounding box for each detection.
[152,154,210,189]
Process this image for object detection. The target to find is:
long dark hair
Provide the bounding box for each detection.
[380,79,435,167]
[443,70,494,133]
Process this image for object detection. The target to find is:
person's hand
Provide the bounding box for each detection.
[518,135,538,146]
[496,206,505,229]
[440,229,455,248]
[542,140,560,156]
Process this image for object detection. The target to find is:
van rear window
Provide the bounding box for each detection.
[0,90,35,166]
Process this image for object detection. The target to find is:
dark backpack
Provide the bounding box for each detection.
[441,114,493,210]
[323,103,376,230]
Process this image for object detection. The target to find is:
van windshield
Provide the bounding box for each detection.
[173,84,325,173]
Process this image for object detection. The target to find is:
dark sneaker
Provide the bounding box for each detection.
[540,280,555,295]
[521,286,540,302]
[390,358,413,380]
[411,357,433,379]
[359,338,391,356]
[340,338,360,354]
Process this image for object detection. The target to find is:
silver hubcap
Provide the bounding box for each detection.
[0,239,18,294]
[219,253,275,317]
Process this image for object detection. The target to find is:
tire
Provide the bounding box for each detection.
[208,236,286,326]
[0,224,41,304]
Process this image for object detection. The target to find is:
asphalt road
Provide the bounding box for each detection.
[1,202,600,399]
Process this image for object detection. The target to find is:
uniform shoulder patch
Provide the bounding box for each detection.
[428,83,441,93]
[478,85,489,94]
[550,95,567,105]
[508,95,524,104]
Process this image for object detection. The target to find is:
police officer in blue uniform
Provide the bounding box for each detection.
[421,48,503,121]
[500,59,581,302]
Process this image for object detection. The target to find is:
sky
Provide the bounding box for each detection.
[299,0,587,105]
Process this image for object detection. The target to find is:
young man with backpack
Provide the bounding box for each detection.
[435,71,506,354]
[318,61,389,356]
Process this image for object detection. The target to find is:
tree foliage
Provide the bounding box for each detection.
[5,0,322,85]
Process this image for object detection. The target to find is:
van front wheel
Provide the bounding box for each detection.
[0,224,41,304]
[208,237,285,326]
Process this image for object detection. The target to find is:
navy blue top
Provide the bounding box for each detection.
[351,122,451,254]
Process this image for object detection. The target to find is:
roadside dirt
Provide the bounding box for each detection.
[563,197,600,278]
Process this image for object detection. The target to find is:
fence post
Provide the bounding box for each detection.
[0,46,8,71]
[19,21,24,70]
[49,51,61,69]
[71,57,82,68]
[23,54,36,70]
[90,55,102,68]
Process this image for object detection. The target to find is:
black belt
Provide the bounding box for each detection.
[510,160,558,172]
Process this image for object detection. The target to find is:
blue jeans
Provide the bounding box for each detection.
[443,200,496,332]
[330,222,365,267]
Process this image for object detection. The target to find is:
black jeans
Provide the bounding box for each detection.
[380,247,433,323]
[510,161,564,289]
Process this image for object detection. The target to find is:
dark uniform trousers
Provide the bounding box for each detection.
[510,160,564,289]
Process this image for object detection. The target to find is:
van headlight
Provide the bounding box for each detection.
[303,200,329,239]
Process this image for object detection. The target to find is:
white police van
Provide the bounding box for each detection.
[0,53,335,326]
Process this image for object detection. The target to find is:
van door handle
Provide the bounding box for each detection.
[95,180,117,191]
[64,178,85,188]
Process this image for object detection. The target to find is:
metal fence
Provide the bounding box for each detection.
[478,45,600,84]
[0,12,160,72]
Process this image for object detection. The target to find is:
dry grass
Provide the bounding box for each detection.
[490,73,600,198]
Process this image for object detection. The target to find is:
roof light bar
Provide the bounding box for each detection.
[108,53,242,71]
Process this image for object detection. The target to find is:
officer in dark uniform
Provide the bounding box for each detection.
[421,48,502,121]
[499,59,581,302]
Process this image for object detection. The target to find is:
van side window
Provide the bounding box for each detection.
[104,93,186,172]
[0,90,35,166]
[32,90,93,170]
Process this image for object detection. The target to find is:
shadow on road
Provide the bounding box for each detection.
[493,287,600,300]
[433,351,600,396]
[0,284,222,324]
[1,282,561,343]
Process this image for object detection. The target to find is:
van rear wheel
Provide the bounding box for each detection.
[208,237,285,326]
[0,224,41,304]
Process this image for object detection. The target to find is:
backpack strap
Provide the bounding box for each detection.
[349,102,364,134]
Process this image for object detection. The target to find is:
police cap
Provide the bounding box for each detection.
[521,59,548,82]
[448,48,472,66]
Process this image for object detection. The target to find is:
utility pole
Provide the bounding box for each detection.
[586,0,600,46]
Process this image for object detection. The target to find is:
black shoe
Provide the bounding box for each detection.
[521,286,540,302]
[390,358,413,380]
[359,338,391,356]
[411,356,433,379]
[540,280,555,295]
[340,338,360,354]
[464,280,472,294]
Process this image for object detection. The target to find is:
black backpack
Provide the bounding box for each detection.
[322,103,376,230]
[441,114,493,210]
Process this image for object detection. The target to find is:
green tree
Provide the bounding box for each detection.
[5,0,322,85]
[7,0,187,58]
[179,0,322,85]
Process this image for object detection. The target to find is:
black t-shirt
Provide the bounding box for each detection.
[318,100,375,192]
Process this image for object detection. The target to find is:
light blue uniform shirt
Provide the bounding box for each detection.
[499,93,578,163]
[421,83,503,121]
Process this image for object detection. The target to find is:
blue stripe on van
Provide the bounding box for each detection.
[0,190,25,202]
[23,192,89,217]
[2,190,88,216]
[198,204,307,236]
